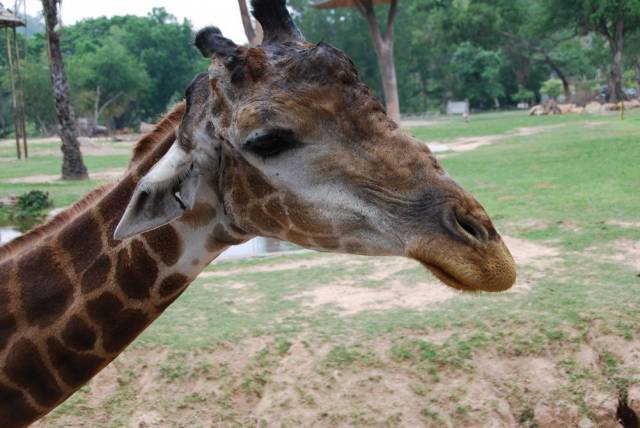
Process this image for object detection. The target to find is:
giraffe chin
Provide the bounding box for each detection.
[418,259,514,293]
[407,237,517,293]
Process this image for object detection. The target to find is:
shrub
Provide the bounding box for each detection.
[14,190,53,219]
[513,86,535,104]
[541,79,564,100]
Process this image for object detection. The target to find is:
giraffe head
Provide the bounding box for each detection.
[115,0,516,292]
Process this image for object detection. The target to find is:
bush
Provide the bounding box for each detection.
[513,86,535,104]
[14,190,53,219]
[541,79,564,100]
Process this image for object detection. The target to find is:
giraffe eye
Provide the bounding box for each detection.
[243,129,302,159]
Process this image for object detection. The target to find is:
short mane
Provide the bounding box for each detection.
[0,102,186,262]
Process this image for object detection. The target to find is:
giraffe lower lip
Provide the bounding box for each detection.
[420,262,476,292]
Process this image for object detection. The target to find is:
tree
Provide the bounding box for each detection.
[42,0,88,180]
[544,0,640,103]
[313,0,401,122]
[68,36,150,129]
[540,78,563,100]
[451,42,505,108]
[238,0,263,46]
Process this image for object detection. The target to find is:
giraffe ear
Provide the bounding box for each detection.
[113,145,200,240]
[195,27,238,59]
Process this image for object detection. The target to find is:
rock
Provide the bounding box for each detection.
[573,107,585,114]
[585,102,603,114]
[602,102,620,111]
[623,99,640,110]
[529,105,546,116]
[544,99,562,115]
[559,103,577,114]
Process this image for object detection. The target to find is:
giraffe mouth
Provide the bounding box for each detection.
[407,236,516,293]
[419,262,477,292]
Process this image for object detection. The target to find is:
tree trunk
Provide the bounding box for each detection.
[355,0,401,123]
[42,0,88,180]
[376,40,400,122]
[237,0,262,46]
[544,54,571,101]
[606,20,626,104]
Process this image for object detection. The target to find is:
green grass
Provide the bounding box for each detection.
[408,110,596,141]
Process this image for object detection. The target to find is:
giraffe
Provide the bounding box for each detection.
[0,0,516,425]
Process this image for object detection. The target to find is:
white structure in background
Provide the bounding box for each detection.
[446,100,470,115]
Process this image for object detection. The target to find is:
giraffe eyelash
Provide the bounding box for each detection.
[243,129,302,159]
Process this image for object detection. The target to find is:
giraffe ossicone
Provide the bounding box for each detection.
[0,0,515,425]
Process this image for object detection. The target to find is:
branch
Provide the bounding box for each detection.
[498,29,576,55]
[237,0,257,46]
[96,92,123,121]
[385,0,398,43]
[354,0,384,52]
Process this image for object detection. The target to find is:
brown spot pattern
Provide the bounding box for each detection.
[4,338,63,407]
[115,240,158,299]
[0,382,38,427]
[179,202,216,228]
[62,315,97,351]
[99,176,136,248]
[81,255,111,294]
[142,225,183,266]
[0,310,16,351]
[47,337,103,388]
[313,235,340,250]
[59,212,102,274]
[158,273,189,298]
[0,260,15,350]
[207,224,245,250]
[250,205,282,233]
[17,246,72,327]
[86,293,149,353]
[245,171,276,199]
[0,258,11,284]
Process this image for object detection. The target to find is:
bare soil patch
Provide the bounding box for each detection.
[606,220,640,229]
[301,281,458,315]
[427,125,562,153]
[592,239,640,271]
[36,333,636,427]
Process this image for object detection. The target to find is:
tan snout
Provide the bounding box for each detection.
[407,199,516,292]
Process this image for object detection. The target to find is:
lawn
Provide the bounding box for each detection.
[2,111,639,427]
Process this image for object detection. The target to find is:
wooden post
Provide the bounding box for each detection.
[13,26,28,157]
[4,27,21,160]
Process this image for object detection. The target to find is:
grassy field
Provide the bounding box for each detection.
[2,111,639,427]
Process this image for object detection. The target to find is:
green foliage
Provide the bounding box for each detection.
[540,79,564,99]
[0,8,204,135]
[623,69,638,89]
[68,36,150,125]
[513,86,535,103]
[14,190,53,219]
[451,42,505,107]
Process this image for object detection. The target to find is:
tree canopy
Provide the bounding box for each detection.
[3,0,640,137]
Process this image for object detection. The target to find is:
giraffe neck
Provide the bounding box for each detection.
[0,111,246,427]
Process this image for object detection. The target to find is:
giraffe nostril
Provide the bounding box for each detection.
[453,211,489,244]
